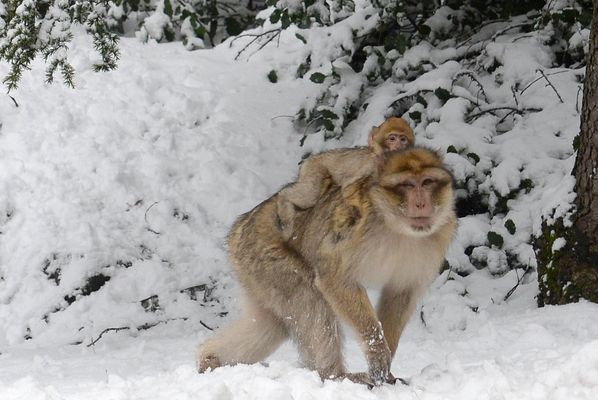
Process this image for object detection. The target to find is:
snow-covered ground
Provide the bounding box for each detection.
[0,31,597,399]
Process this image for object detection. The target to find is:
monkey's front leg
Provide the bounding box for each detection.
[315,271,392,385]
[377,286,418,358]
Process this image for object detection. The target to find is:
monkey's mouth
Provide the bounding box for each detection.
[408,217,432,230]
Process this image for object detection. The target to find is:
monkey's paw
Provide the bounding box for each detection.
[366,342,392,385]
[342,372,376,388]
[342,371,398,388]
[197,353,221,373]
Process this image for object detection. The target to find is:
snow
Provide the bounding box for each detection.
[0,16,597,400]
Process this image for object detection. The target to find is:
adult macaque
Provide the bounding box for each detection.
[277,116,414,239]
[197,147,456,386]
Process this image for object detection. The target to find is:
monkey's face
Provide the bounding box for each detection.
[368,117,415,154]
[372,148,455,237]
[384,132,412,151]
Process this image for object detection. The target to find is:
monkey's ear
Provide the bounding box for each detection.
[367,127,377,146]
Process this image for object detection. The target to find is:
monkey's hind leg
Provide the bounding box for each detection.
[279,287,347,381]
[197,299,288,372]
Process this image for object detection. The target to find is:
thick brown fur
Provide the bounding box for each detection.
[277,117,414,240]
[197,147,456,386]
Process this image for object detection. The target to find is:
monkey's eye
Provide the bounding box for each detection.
[422,178,436,187]
[387,134,399,142]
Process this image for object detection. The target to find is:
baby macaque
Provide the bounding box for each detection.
[277,117,414,239]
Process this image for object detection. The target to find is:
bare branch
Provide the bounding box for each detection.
[87,318,190,347]
[144,201,160,235]
[504,266,532,302]
[466,106,542,122]
[536,69,564,103]
[520,70,568,95]
[231,29,282,61]
[8,94,18,107]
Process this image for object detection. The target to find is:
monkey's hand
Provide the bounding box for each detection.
[365,335,392,385]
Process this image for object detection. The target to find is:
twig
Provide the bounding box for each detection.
[456,19,508,47]
[520,70,568,95]
[497,109,516,125]
[8,94,18,107]
[452,71,489,105]
[466,106,541,122]
[87,318,189,347]
[503,266,532,301]
[299,115,323,146]
[576,85,583,114]
[144,201,160,235]
[231,29,282,61]
[536,69,564,103]
[87,327,130,347]
[510,85,519,108]
[200,320,214,331]
[270,115,295,121]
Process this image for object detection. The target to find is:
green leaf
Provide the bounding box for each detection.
[225,17,242,36]
[487,231,504,248]
[560,9,579,24]
[580,10,592,27]
[295,33,307,44]
[504,219,516,235]
[384,33,407,53]
[281,11,291,29]
[467,152,480,165]
[163,26,175,42]
[319,109,338,120]
[434,87,451,102]
[297,63,309,78]
[520,178,534,193]
[163,0,173,18]
[193,23,207,38]
[310,72,326,84]
[270,9,282,24]
[418,24,431,36]
[322,118,335,131]
[416,94,428,107]
[409,111,421,122]
[267,70,278,83]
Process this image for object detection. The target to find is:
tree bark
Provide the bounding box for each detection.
[576,1,598,247]
[537,0,598,306]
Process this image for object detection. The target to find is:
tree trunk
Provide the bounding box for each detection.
[536,0,598,306]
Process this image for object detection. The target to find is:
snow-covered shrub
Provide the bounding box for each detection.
[243,0,591,277]
[0,1,263,90]
[113,0,262,49]
[0,0,119,90]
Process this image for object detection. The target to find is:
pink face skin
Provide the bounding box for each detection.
[393,173,447,231]
[384,133,411,151]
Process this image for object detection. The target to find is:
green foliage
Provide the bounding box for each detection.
[309,72,326,84]
[113,0,262,48]
[0,0,264,89]
[539,0,594,66]
[267,69,277,83]
[260,0,589,141]
[487,231,504,249]
[434,87,451,103]
[0,0,120,91]
[504,219,516,235]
